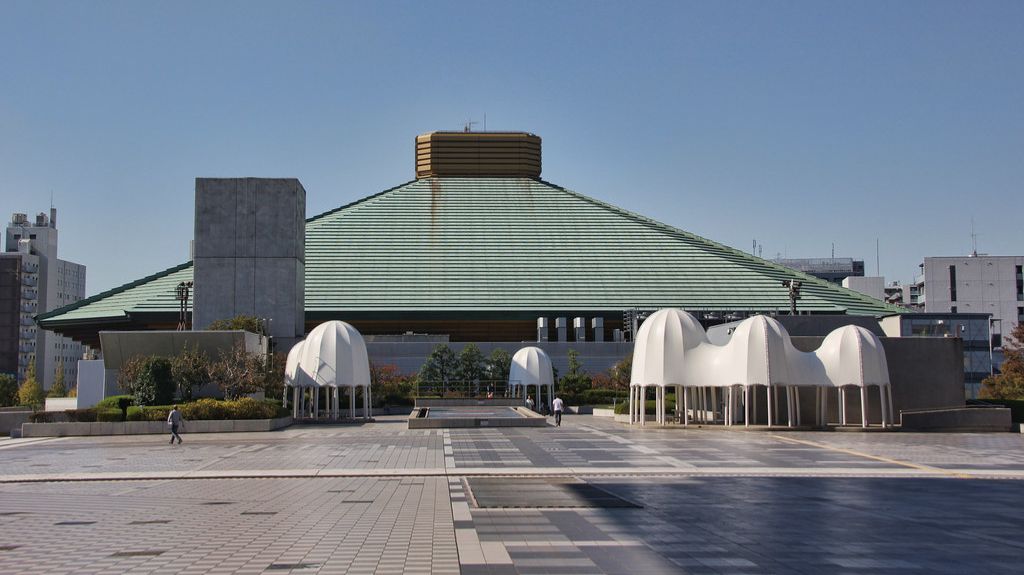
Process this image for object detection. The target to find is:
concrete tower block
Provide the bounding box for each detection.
[193,178,305,342]
[592,317,605,342]
[573,317,586,341]
[555,317,567,342]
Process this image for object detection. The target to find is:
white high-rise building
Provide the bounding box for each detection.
[3,210,87,389]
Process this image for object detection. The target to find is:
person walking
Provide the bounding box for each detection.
[167,405,184,444]
[552,395,565,427]
[526,395,535,411]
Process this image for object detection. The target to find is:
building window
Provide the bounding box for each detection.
[951,306,957,314]
[948,265,957,302]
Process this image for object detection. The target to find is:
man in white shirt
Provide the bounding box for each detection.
[552,395,564,427]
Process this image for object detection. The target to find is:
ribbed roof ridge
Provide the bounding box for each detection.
[37,260,193,323]
[40,176,898,329]
[537,179,901,316]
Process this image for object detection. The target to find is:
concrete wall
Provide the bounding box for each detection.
[193,178,305,343]
[791,336,964,415]
[0,408,30,436]
[76,359,106,408]
[99,330,266,369]
[44,397,77,412]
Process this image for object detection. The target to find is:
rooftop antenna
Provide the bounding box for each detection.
[876,238,880,276]
[831,242,835,259]
[463,120,478,132]
[970,217,978,256]
[483,113,487,131]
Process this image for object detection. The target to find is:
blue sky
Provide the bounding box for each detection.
[2,1,1022,296]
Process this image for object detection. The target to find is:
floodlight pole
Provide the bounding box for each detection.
[175,281,193,331]
[782,280,801,315]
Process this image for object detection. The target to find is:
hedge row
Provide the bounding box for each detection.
[30,398,286,423]
[562,388,628,406]
[613,398,677,415]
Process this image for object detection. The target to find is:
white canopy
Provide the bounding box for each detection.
[817,325,891,388]
[629,309,893,428]
[284,321,372,420]
[509,346,554,389]
[509,346,555,410]
[288,320,370,388]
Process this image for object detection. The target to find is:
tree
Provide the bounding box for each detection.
[171,344,210,402]
[558,349,592,400]
[262,352,287,400]
[608,353,633,390]
[455,344,485,393]
[0,373,19,407]
[17,358,44,411]
[418,345,457,396]
[981,323,1024,400]
[208,315,264,334]
[117,355,146,398]
[371,363,416,406]
[209,344,267,400]
[484,348,512,386]
[48,360,67,397]
[119,357,175,406]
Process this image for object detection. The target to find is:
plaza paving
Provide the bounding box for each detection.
[1,415,1024,574]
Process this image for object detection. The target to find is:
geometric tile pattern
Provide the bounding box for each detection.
[2,414,1024,574]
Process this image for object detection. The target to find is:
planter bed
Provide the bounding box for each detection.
[21,416,293,438]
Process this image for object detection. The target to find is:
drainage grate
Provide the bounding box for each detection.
[466,477,641,509]
[267,562,319,570]
[241,511,277,516]
[55,521,96,526]
[129,520,171,525]
[109,550,165,558]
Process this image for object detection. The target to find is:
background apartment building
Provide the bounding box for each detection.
[0,210,87,389]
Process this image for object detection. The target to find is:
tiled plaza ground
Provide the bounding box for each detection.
[2,415,1024,574]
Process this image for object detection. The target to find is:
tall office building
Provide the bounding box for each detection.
[1,210,86,389]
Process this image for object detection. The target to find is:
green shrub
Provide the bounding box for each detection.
[64,408,98,422]
[29,411,57,423]
[126,405,172,422]
[180,398,229,420]
[96,395,134,409]
[613,399,676,415]
[564,388,628,406]
[227,397,278,419]
[97,408,124,422]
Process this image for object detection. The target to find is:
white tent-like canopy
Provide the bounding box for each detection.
[509,346,555,412]
[629,309,893,428]
[284,320,372,420]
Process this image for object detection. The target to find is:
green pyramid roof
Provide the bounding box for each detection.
[38,177,898,336]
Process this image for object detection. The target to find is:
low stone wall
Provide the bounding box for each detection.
[408,406,547,429]
[414,398,522,407]
[0,410,31,436]
[592,408,615,418]
[900,407,1011,432]
[20,416,293,438]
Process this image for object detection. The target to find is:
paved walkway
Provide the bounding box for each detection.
[1,415,1023,573]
